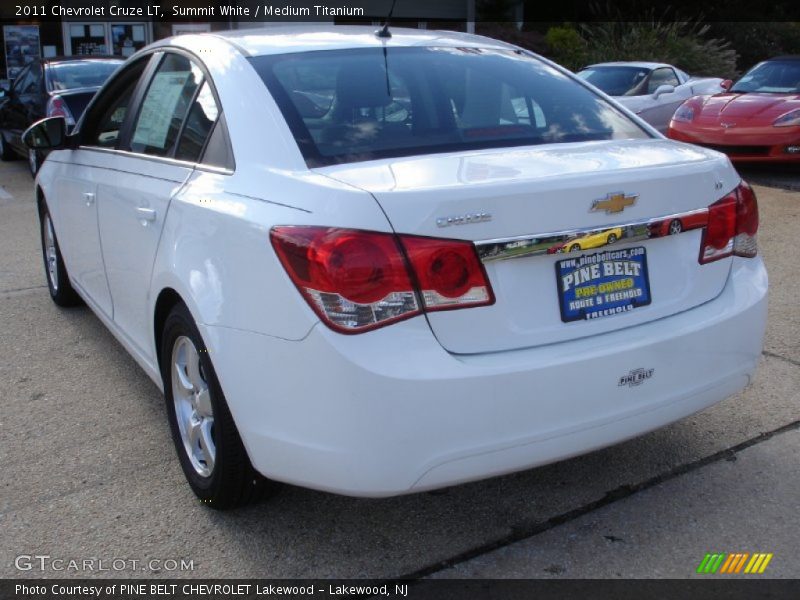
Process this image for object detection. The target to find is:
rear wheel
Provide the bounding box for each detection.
[0,133,15,161]
[607,233,618,244]
[569,243,581,253]
[161,303,274,509]
[39,203,81,306]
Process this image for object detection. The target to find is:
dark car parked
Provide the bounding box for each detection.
[0,56,123,175]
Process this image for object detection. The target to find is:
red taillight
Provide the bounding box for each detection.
[46,95,75,126]
[734,181,758,258]
[700,193,737,263]
[400,235,494,311]
[270,226,494,333]
[700,182,759,264]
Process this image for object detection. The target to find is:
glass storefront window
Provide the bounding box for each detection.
[63,22,149,57]
[111,24,148,57]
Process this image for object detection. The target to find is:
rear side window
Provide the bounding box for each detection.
[47,60,122,91]
[648,68,680,93]
[250,47,649,166]
[175,81,219,162]
[129,54,203,157]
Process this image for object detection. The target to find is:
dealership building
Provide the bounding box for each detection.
[0,0,511,83]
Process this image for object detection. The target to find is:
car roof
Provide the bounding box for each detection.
[42,56,123,63]
[583,61,670,71]
[200,24,515,57]
[39,56,125,66]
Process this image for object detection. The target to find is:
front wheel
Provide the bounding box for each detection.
[39,204,81,306]
[161,303,274,509]
[569,243,581,253]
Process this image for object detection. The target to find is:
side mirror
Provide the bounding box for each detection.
[720,79,733,91]
[23,116,67,150]
[653,84,676,99]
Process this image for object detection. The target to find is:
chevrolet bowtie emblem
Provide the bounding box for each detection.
[590,192,638,214]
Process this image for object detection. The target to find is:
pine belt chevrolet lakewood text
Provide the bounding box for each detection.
[24,26,768,509]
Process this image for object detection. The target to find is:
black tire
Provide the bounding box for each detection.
[607,233,618,244]
[668,219,683,235]
[161,303,274,509]
[0,133,15,161]
[569,243,581,253]
[39,201,82,307]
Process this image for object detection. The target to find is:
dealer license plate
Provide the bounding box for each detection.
[555,246,652,323]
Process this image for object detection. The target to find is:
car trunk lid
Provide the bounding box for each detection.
[315,138,739,354]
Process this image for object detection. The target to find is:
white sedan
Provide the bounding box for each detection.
[25,27,767,508]
[577,62,728,132]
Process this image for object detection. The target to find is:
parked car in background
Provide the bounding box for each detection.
[0,56,123,175]
[577,62,728,133]
[25,27,766,508]
[668,56,800,163]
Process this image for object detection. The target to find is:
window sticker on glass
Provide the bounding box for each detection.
[132,70,193,150]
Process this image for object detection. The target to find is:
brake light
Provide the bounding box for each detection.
[270,226,494,333]
[734,181,758,258]
[46,95,75,126]
[401,235,494,311]
[699,181,758,264]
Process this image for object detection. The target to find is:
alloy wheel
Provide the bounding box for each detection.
[43,213,59,292]
[171,336,216,477]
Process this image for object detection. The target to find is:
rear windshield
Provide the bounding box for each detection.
[249,47,650,166]
[576,66,650,96]
[47,60,123,92]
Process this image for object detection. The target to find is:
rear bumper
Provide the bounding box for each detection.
[204,258,767,497]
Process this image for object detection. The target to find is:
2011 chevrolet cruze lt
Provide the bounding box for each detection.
[24,26,768,509]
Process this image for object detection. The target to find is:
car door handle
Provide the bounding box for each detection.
[83,192,95,206]
[136,207,157,222]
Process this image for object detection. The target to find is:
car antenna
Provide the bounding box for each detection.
[375,0,398,39]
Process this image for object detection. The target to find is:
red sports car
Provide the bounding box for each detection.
[647,210,709,238]
[668,56,800,163]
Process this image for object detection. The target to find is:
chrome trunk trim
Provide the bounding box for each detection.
[475,208,709,262]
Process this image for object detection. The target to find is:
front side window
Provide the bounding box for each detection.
[20,63,42,94]
[81,56,150,148]
[129,53,203,157]
[11,65,33,94]
[251,47,649,166]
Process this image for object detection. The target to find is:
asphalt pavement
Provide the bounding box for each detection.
[0,157,798,579]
